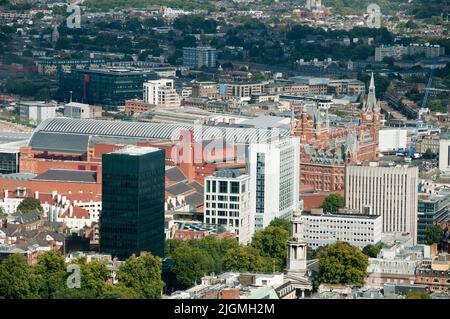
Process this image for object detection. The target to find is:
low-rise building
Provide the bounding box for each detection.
[302,209,383,249]
[18,101,58,125]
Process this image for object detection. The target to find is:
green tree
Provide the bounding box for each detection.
[223,246,272,273]
[362,243,384,258]
[117,254,164,299]
[320,193,344,213]
[0,207,6,219]
[171,246,215,288]
[17,197,44,214]
[269,218,292,234]
[251,226,290,271]
[425,224,444,245]
[316,241,368,288]
[33,251,67,299]
[100,284,139,299]
[422,148,435,160]
[0,254,38,299]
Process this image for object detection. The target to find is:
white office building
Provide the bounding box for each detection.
[143,79,181,107]
[249,137,300,229]
[378,128,408,153]
[438,137,450,173]
[204,169,254,245]
[302,210,383,249]
[345,162,419,244]
[18,101,57,125]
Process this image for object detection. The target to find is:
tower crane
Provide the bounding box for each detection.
[409,63,436,159]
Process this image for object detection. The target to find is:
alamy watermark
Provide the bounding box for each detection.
[366,3,382,29]
[66,264,81,289]
[66,4,81,29]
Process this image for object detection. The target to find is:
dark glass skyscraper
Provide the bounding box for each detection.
[100,146,165,260]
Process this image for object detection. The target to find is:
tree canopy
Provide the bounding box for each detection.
[0,254,38,299]
[17,197,44,214]
[320,193,345,213]
[251,226,290,271]
[117,254,164,299]
[425,224,444,245]
[316,241,369,288]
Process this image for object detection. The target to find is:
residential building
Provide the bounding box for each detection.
[192,81,219,98]
[415,253,450,294]
[18,101,57,125]
[224,81,264,99]
[183,46,217,69]
[375,45,408,62]
[345,162,419,244]
[204,169,254,245]
[249,137,300,229]
[302,209,383,249]
[100,146,165,260]
[143,79,181,107]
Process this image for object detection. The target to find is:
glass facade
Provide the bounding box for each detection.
[58,69,157,110]
[417,196,450,244]
[0,151,19,174]
[100,148,165,260]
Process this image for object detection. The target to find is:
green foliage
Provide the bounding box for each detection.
[17,197,44,214]
[171,245,215,288]
[425,224,444,245]
[117,254,164,299]
[316,241,368,288]
[4,79,51,101]
[86,0,214,11]
[33,251,67,299]
[362,243,384,258]
[406,291,431,299]
[422,148,436,160]
[251,226,290,271]
[320,193,345,213]
[269,218,292,235]
[0,254,38,299]
[223,246,272,273]
[100,284,140,299]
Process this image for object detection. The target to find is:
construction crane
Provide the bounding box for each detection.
[409,63,436,159]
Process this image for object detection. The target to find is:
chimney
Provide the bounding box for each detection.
[34,191,39,199]
[4,190,8,199]
[52,190,57,199]
[69,206,73,218]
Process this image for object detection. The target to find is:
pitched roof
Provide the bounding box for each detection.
[187,181,204,194]
[185,192,204,207]
[33,170,97,183]
[166,182,194,196]
[165,166,187,183]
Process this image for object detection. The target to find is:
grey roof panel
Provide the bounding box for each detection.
[33,169,97,183]
[28,132,89,153]
[165,167,187,183]
[166,182,193,196]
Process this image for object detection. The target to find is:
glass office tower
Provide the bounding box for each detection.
[100,146,165,260]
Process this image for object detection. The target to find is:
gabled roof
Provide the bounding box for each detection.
[33,170,97,183]
[166,182,194,196]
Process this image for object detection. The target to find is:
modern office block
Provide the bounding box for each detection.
[100,146,165,260]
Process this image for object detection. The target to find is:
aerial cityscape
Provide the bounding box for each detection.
[0,0,449,303]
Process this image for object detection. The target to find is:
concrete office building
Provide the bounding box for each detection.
[302,210,383,249]
[183,46,217,69]
[345,162,419,244]
[204,169,254,244]
[143,79,181,107]
[18,101,57,125]
[100,146,165,260]
[249,137,300,229]
[63,102,102,119]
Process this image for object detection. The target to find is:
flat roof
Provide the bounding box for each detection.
[302,212,381,220]
[111,145,160,156]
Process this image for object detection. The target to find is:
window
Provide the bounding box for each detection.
[219,181,228,193]
[231,182,239,194]
[206,180,210,192]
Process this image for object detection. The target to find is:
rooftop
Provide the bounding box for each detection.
[33,169,97,183]
[111,145,160,156]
